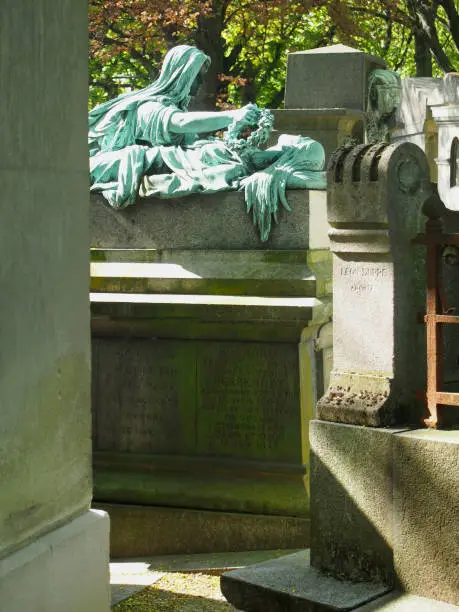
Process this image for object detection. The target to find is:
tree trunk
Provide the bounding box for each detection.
[192,1,227,110]
[407,0,456,75]
[414,30,433,76]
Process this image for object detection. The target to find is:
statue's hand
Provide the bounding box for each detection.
[230,103,260,127]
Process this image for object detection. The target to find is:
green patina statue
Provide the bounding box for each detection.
[366,69,402,144]
[89,45,326,241]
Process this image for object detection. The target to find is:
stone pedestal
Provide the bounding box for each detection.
[90,189,332,555]
[311,421,459,605]
[0,511,110,612]
[393,429,459,604]
[317,142,431,426]
[269,45,386,162]
[222,424,459,610]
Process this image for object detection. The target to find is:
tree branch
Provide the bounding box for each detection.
[103,34,155,77]
[438,0,459,50]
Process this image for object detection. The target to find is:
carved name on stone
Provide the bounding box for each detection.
[339,264,388,294]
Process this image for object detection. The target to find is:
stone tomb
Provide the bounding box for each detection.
[90,189,332,556]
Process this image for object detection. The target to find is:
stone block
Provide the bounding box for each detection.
[92,334,314,519]
[284,44,385,111]
[94,503,310,558]
[0,510,110,612]
[271,108,365,161]
[0,0,99,580]
[309,422,459,605]
[91,189,316,250]
[310,420,405,585]
[393,430,459,605]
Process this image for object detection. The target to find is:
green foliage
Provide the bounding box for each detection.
[89,0,459,110]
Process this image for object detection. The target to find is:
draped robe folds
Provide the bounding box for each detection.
[88,45,327,241]
[89,100,251,208]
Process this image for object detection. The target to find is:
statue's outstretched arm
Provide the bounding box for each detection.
[170,111,233,134]
[169,105,259,135]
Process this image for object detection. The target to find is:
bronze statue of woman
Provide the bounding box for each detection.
[89,45,326,240]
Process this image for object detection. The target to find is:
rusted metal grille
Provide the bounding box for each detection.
[414,210,459,428]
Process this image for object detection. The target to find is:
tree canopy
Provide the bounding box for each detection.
[89,0,459,109]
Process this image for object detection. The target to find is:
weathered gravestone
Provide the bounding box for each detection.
[221,143,459,610]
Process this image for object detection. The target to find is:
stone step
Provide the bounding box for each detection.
[91,248,310,264]
[93,452,308,517]
[90,292,329,323]
[221,551,459,610]
[90,293,331,342]
[355,592,459,611]
[95,503,310,558]
[220,550,391,612]
[90,260,318,297]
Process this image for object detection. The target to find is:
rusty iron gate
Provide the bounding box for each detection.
[414,200,459,428]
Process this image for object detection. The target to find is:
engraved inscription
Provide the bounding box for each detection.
[93,339,186,454]
[340,265,387,278]
[196,342,299,462]
[93,338,301,463]
[338,264,388,294]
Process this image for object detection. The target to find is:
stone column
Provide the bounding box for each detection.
[317,141,431,426]
[0,1,110,610]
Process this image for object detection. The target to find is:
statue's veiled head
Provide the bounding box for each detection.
[154,45,210,108]
[89,45,210,125]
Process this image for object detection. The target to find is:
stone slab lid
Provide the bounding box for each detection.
[285,44,386,110]
[288,43,385,64]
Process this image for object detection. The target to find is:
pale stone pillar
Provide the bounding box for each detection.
[0,1,110,610]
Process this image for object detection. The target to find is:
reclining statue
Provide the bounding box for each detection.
[89,45,326,241]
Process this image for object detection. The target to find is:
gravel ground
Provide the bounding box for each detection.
[113,571,240,611]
